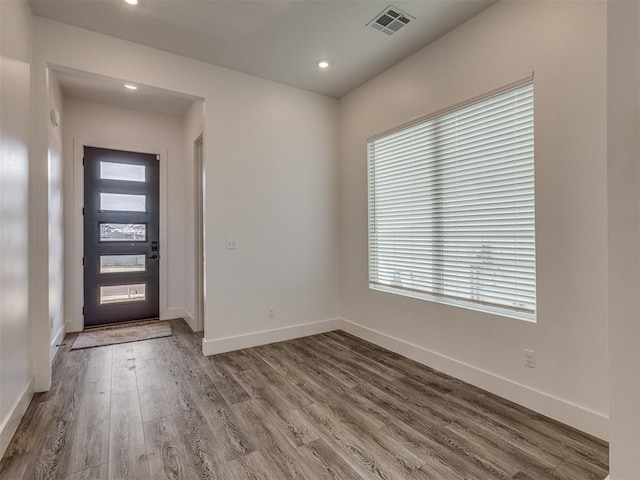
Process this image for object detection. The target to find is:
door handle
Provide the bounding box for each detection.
[148,254,159,260]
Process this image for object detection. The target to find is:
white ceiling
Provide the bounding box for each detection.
[31,0,496,98]
[54,68,197,116]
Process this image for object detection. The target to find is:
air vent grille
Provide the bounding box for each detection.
[367,5,414,36]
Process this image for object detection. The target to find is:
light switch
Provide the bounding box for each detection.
[225,237,237,250]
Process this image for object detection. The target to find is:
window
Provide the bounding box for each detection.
[99,284,146,305]
[99,255,146,274]
[368,79,535,320]
[99,223,147,242]
[99,161,146,182]
[99,193,146,212]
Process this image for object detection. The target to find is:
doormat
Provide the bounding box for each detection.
[71,320,172,350]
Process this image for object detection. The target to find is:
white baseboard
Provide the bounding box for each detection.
[340,318,609,441]
[50,324,66,362]
[202,318,342,356]
[182,308,197,332]
[164,307,185,320]
[0,376,34,458]
[165,307,198,332]
[65,319,82,333]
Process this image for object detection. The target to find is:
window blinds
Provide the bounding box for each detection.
[368,80,535,318]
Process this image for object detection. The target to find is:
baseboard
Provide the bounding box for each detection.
[65,319,82,333]
[340,318,609,441]
[202,318,342,356]
[181,308,197,332]
[50,323,66,362]
[0,376,34,458]
[164,307,185,321]
[165,307,198,332]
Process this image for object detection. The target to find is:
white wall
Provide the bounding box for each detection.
[338,1,608,439]
[182,100,204,330]
[32,17,340,373]
[0,0,34,455]
[62,97,189,330]
[607,1,640,477]
[48,72,65,360]
[204,85,340,349]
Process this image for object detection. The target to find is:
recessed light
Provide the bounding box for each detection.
[124,0,138,5]
[318,61,330,69]
[124,84,138,90]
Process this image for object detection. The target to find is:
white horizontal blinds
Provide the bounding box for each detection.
[368,81,535,314]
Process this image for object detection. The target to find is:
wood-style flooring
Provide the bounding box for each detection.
[0,319,608,479]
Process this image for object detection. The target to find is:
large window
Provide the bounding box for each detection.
[368,79,535,320]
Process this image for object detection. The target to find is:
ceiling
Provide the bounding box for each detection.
[30,0,496,98]
[54,68,196,116]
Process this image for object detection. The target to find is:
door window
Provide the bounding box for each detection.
[99,161,146,182]
[99,284,147,304]
[99,192,146,212]
[100,255,146,274]
[99,223,147,242]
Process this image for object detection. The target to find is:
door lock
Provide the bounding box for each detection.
[148,254,159,260]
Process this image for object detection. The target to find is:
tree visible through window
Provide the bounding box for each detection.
[368,79,536,319]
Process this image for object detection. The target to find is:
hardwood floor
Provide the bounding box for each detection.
[0,319,608,479]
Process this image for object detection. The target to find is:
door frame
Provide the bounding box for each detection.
[69,137,169,331]
[194,134,205,332]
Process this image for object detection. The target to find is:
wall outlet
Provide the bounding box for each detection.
[524,349,535,368]
[267,306,275,319]
[225,237,237,250]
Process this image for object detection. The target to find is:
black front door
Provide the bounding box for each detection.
[83,146,160,327]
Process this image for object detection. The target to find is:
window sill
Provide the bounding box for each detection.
[369,284,537,323]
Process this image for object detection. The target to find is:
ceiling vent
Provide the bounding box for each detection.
[367,5,414,36]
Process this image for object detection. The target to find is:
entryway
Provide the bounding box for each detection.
[83,146,160,327]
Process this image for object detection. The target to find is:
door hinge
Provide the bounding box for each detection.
[82,157,85,166]
[82,207,84,216]
[156,154,160,161]
[82,257,84,266]
[82,307,85,315]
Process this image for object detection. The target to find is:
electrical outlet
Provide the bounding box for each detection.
[225,237,237,250]
[267,306,275,319]
[524,349,535,368]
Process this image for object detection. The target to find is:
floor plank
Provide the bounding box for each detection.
[135,357,171,423]
[61,379,111,477]
[225,450,279,480]
[143,414,204,480]
[110,354,136,396]
[153,338,231,479]
[231,400,318,480]
[64,464,108,480]
[108,389,149,480]
[84,346,113,384]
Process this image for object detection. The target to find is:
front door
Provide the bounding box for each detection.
[83,146,160,327]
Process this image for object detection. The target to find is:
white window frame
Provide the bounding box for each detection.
[367,75,536,322]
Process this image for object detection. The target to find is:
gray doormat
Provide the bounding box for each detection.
[71,320,172,350]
